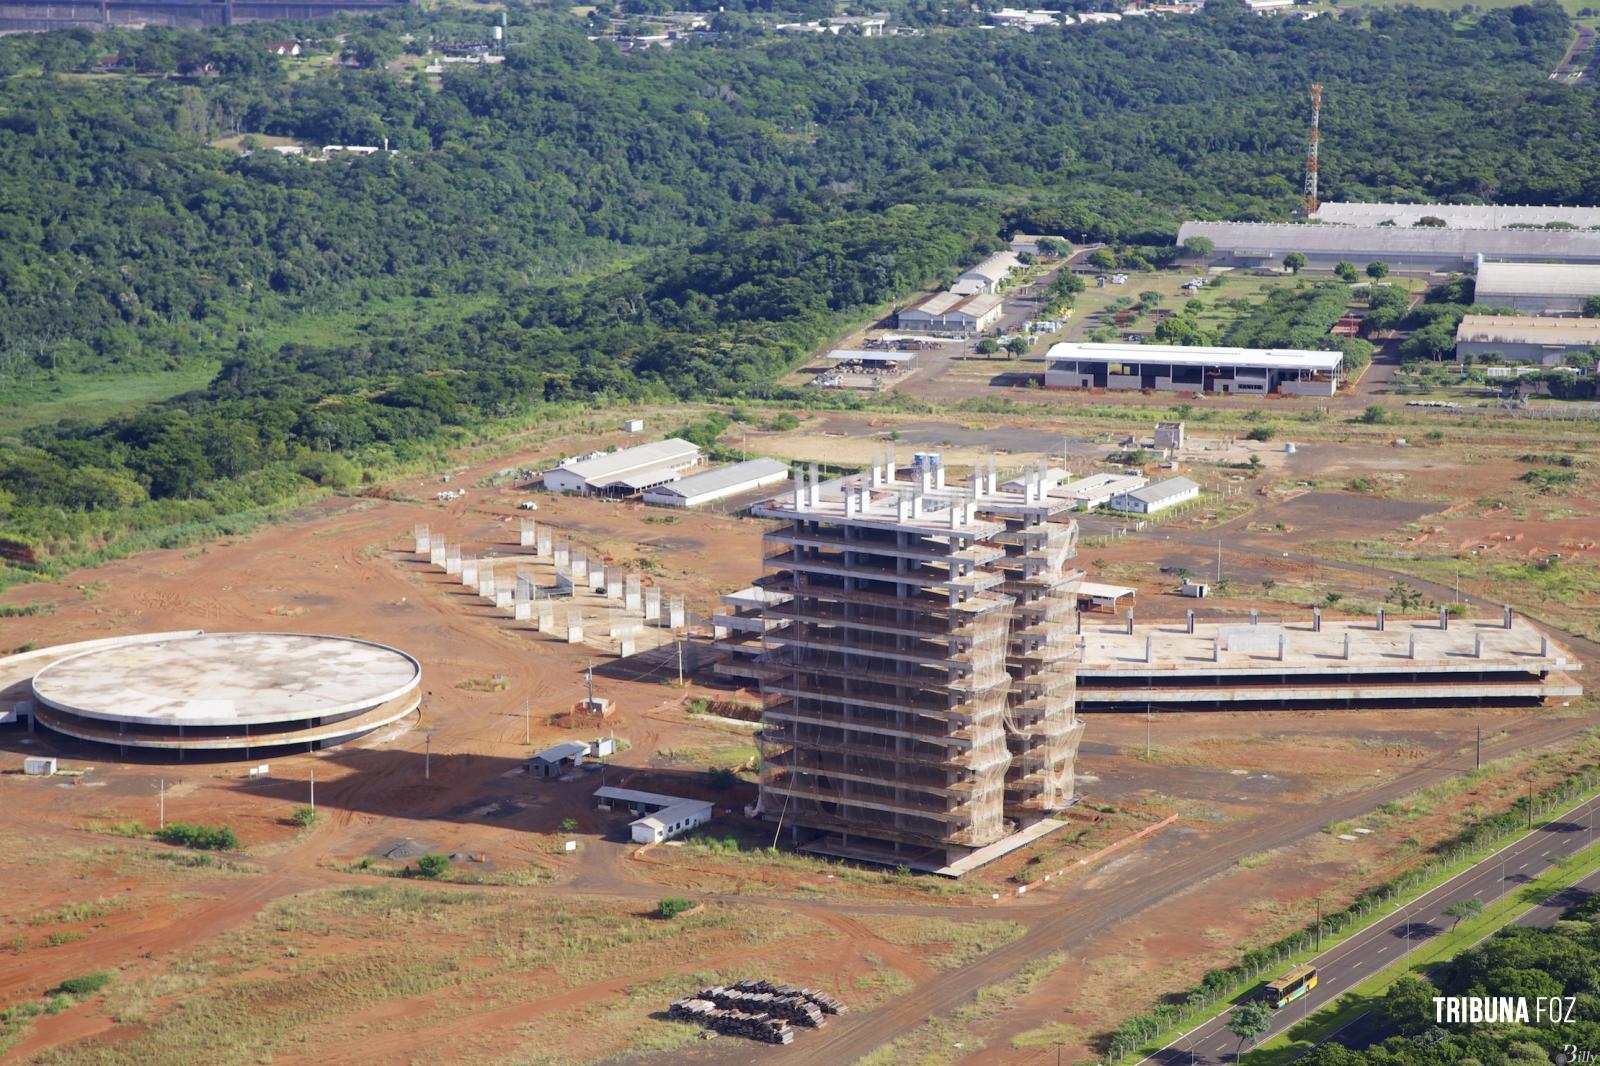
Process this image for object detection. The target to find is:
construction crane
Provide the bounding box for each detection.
[1303,83,1323,216]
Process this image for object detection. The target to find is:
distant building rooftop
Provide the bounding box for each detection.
[1044,342,1342,372]
[1474,261,1600,299]
[1312,202,1600,230]
[1456,314,1600,347]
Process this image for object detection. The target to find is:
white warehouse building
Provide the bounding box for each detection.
[952,251,1023,294]
[1109,476,1200,514]
[642,458,790,508]
[1472,262,1600,315]
[1042,342,1343,397]
[541,439,701,495]
[1454,315,1600,364]
[897,291,1004,333]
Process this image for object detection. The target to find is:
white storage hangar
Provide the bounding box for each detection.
[1043,342,1342,396]
[641,458,790,508]
[1473,263,1600,315]
[1455,315,1600,364]
[594,786,714,844]
[897,291,1004,333]
[1108,476,1200,514]
[1055,472,1147,510]
[1311,202,1600,230]
[541,439,701,495]
[953,251,1022,294]
[1177,221,1600,273]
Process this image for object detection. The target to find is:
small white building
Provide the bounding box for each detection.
[642,458,790,508]
[622,418,645,433]
[955,251,1023,294]
[1109,476,1200,514]
[989,8,1059,29]
[541,438,701,495]
[594,786,715,844]
[23,757,57,776]
[1055,472,1149,510]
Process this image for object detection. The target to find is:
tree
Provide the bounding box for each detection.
[1005,336,1030,357]
[1358,404,1393,424]
[290,806,318,828]
[1183,236,1216,259]
[1444,898,1484,929]
[1582,295,1600,318]
[559,817,579,833]
[1088,249,1117,270]
[1381,973,1438,1037]
[1284,252,1307,274]
[1138,290,1163,308]
[976,337,999,356]
[1366,261,1391,280]
[1387,582,1422,611]
[1335,261,1360,283]
[415,853,450,879]
[1245,426,1275,442]
[656,896,695,919]
[1229,1001,1274,1054]
[1415,215,1446,227]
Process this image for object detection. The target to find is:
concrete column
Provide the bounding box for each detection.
[1125,609,1134,636]
[1278,634,1287,662]
[1076,611,1083,636]
[519,519,535,547]
[445,546,462,576]
[1186,609,1195,634]
[624,574,641,612]
[792,471,805,508]
[1503,606,1513,630]
[1376,607,1385,632]
[886,443,897,483]
[807,463,821,506]
[589,568,605,593]
[413,524,430,554]
[554,542,569,568]
[1144,635,1153,664]
[566,613,583,644]
[536,530,552,558]
[1312,607,1322,633]
[1344,631,1352,661]
[429,543,446,567]
[495,589,513,611]
[1474,632,1484,659]
[1542,634,1551,656]
[461,558,478,586]
[514,601,532,621]
[606,573,623,601]
[644,587,662,622]
[572,551,588,580]
[1439,605,1449,631]
[668,595,686,630]
[1249,608,1257,625]
[619,637,636,658]
[1408,633,1417,659]
[538,601,555,631]
[1212,635,1220,663]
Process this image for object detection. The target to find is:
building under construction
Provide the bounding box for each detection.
[748,452,1084,874]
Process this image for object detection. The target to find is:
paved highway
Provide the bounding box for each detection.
[1143,793,1600,1065]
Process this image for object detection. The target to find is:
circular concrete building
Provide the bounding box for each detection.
[28,632,421,757]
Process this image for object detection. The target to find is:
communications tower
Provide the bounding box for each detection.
[1303,83,1323,216]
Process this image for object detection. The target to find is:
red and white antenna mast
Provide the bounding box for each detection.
[1304,83,1323,216]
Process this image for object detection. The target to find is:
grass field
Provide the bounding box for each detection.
[0,365,219,434]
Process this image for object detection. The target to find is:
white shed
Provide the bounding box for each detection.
[630,799,714,844]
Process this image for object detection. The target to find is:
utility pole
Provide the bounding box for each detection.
[1476,725,1482,771]
[425,733,432,780]
[1315,897,1322,950]
[1216,538,1222,582]
[586,662,595,712]
[524,695,530,746]
[677,633,685,686]
[159,778,165,829]
[309,770,315,812]
[1529,778,1535,829]
[1145,705,1152,760]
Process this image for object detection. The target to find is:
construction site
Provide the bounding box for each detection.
[0,399,1595,1065]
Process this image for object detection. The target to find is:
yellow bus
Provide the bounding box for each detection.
[1263,965,1317,1009]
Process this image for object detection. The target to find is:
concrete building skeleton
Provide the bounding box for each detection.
[748,452,1085,872]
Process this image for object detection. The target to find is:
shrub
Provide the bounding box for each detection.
[289,806,318,828]
[415,854,450,879]
[559,818,579,833]
[1245,426,1275,442]
[55,972,111,997]
[708,766,739,790]
[656,896,695,919]
[155,823,238,851]
[1359,404,1394,425]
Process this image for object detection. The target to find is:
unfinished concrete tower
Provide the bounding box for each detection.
[749,454,1083,873]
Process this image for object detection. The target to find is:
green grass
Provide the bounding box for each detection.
[246,292,499,351]
[1244,838,1600,1064]
[0,364,219,434]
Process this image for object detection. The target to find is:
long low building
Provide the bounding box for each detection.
[1075,615,1582,712]
[1311,201,1600,230]
[1473,262,1600,315]
[541,438,701,494]
[1455,315,1600,364]
[896,291,1004,333]
[1042,342,1342,396]
[1178,220,1600,272]
[1056,472,1147,510]
[1108,476,1200,514]
[642,458,790,508]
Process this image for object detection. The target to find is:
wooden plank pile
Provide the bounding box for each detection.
[667,980,847,1045]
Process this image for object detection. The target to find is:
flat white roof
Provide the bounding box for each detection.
[548,439,699,485]
[1474,262,1600,298]
[595,785,704,809]
[1045,342,1342,372]
[960,251,1022,282]
[534,740,591,762]
[1120,475,1200,503]
[1456,314,1600,345]
[1057,473,1146,497]
[647,458,789,499]
[1313,202,1600,229]
[632,798,714,830]
[1078,581,1136,599]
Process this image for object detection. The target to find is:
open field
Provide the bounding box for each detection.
[0,366,219,435]
[0,398,1595,1063]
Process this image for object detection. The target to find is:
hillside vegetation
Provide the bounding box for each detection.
[0,1,1589,569]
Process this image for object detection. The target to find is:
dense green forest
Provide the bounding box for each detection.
[0,1,1592,567]
[1304,890,1600,1066]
